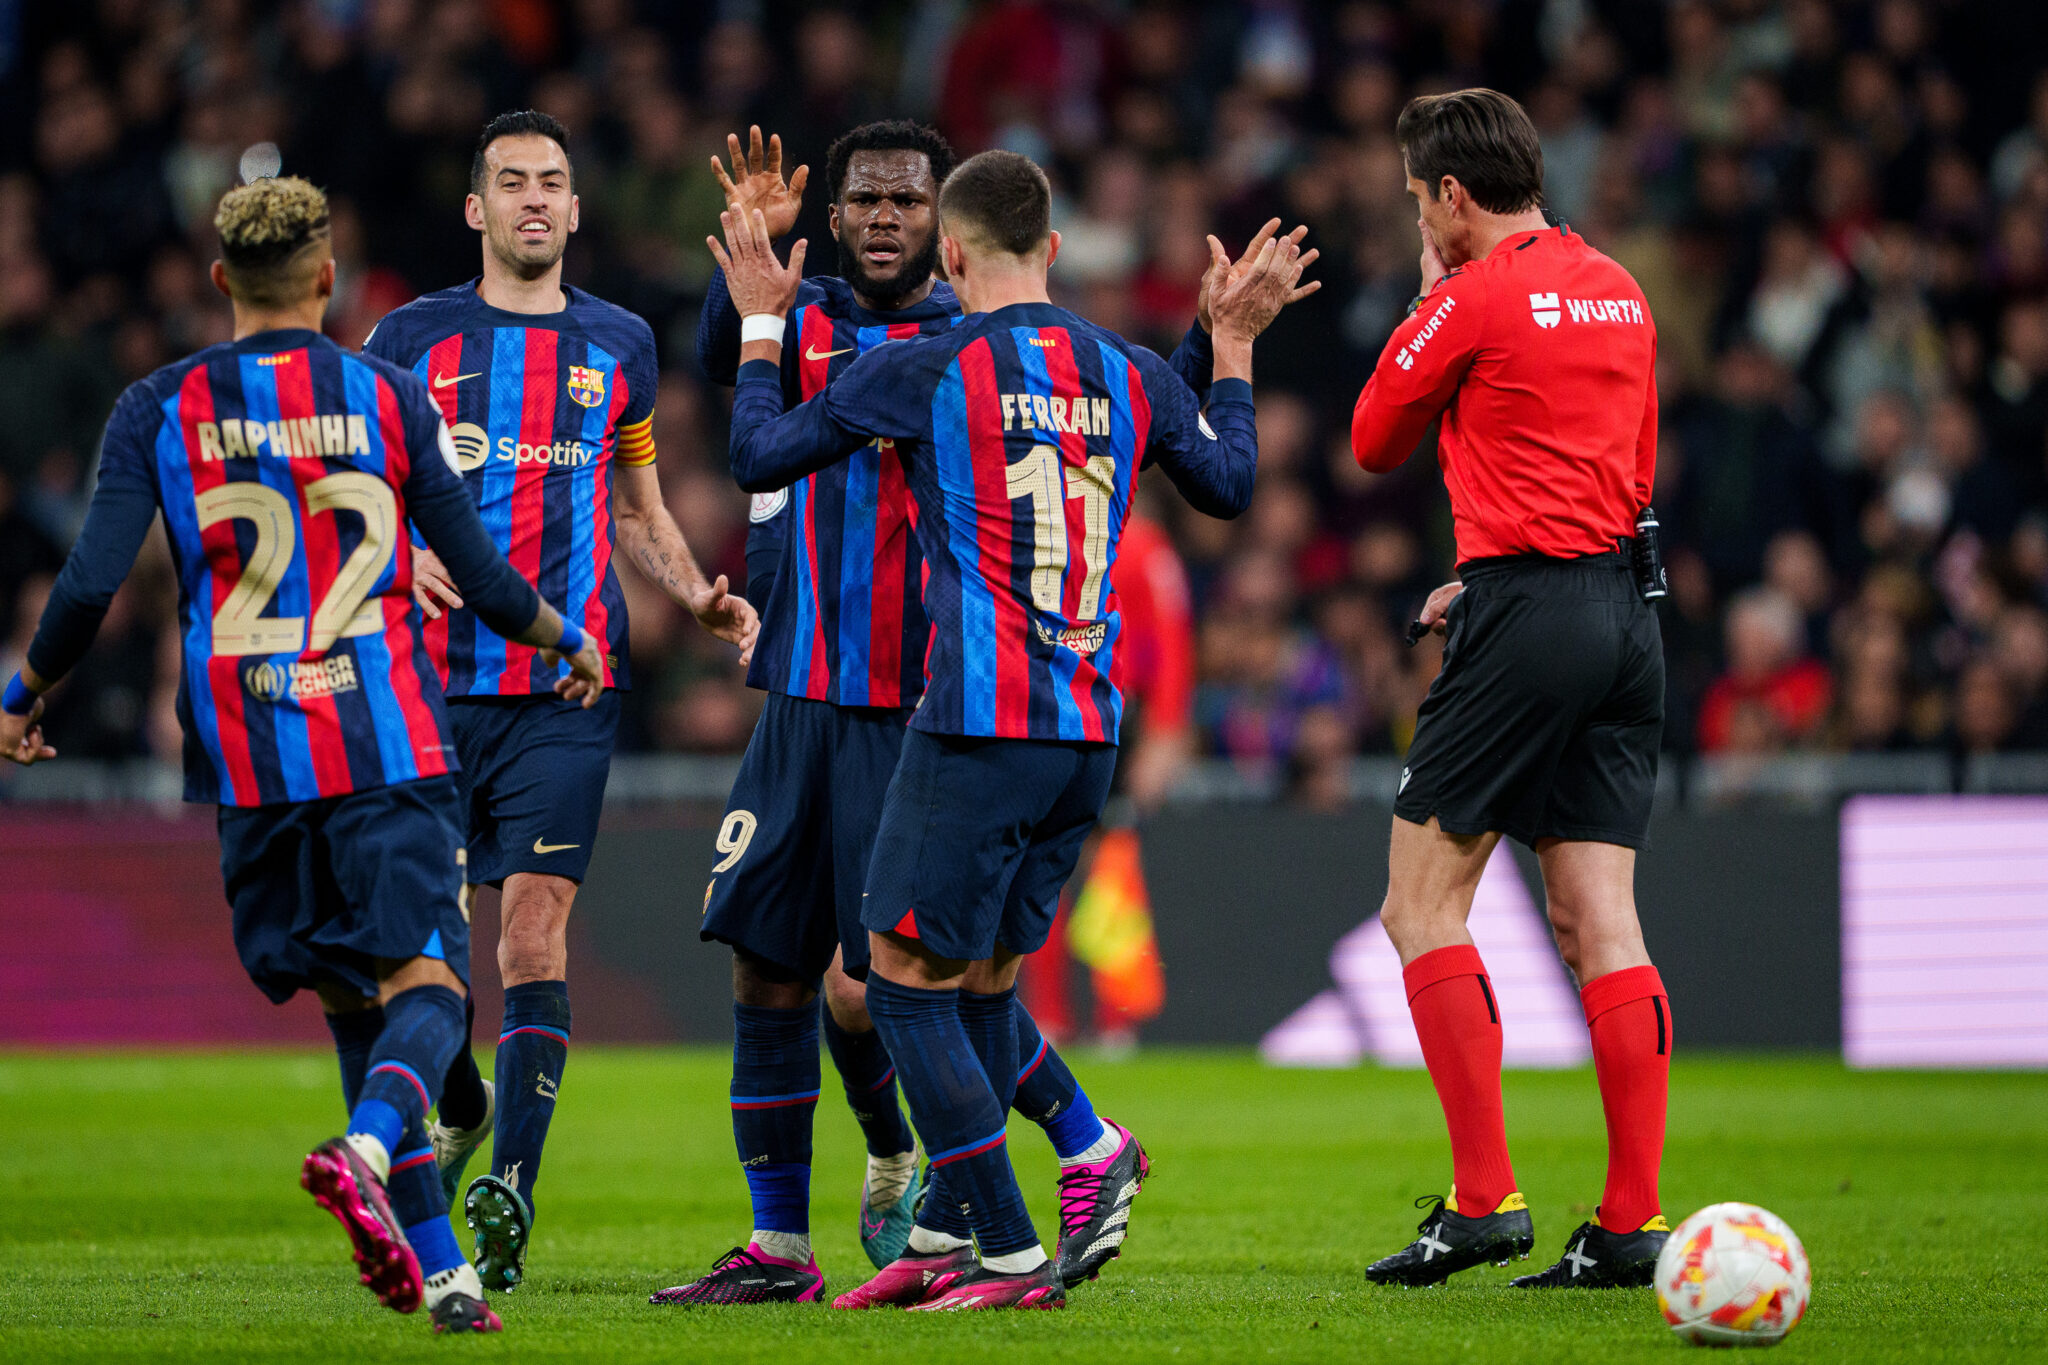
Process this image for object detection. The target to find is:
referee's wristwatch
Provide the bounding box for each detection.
[1404,293,1430,318]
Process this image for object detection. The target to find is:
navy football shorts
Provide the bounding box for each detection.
[862,728,1117,965]
[448,691,620,886]
[219,775,471,1004]
[699,692,909,985]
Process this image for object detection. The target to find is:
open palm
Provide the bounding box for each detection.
[712,126,808,242]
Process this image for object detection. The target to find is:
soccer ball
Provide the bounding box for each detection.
[1655,1202,1811,1347]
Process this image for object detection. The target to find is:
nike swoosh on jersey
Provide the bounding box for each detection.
[532,839,581,854]
[804,344,854,361]
[433,371,483,388]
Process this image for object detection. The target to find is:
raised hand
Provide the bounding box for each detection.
[711,126,809,243]
[1419,221,1448,295]
[1208,231,1309,345]
[1198,218,1321,333]
[689,574,760,667]
[707,208,808,323]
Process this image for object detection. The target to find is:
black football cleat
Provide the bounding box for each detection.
[1054,1119,1149,1287]
[1511,1214,1670,1288]
[649,1246,825,1305]
[1365,1191,1535,1287]
[429,1291,504,1333]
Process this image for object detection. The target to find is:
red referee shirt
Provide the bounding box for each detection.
[1351,225,1657,563]
[1107,513,1195,736]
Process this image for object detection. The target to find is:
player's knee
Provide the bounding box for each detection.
[497,934,563,986]
[962,953,1022,995]
[498,876,574,970]
[1547,915,1585,976]
[315,981,376,1015]
[822,965,870,1030]
[379,953,467,1000]
[1378,892,1431,953]
[733,948,815,1009]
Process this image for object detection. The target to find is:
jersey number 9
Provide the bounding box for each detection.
[195,473,399,657]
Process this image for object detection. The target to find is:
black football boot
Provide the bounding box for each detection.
[1511,1214,1670,1288]
[1366,1191,1536,1287]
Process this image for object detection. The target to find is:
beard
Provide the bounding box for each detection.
[837,230,940,308]
[489,221,568,278]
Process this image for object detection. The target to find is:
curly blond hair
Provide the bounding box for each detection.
[215,176,331,305]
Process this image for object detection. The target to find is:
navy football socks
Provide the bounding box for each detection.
[960,986,1023,1115]
[821,1006,917,1158]
[348,984,465,1158]
[866,975,1039,1259]
[1012,1001,1108,1159]
[436,992,489,1131]
[731,1003,820,1243]
[492,980,570,1211]
[325,1005,385,1113]
[387,1114,465,1277]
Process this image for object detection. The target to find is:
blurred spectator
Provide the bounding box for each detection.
[0,0,2044,774]
[1698,587,1833,752]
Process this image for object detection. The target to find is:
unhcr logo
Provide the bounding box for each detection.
[244,656,361,703]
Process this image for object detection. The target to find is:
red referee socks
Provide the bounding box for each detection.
[1581,964,1671,1234]
[1403,945,1517,1217]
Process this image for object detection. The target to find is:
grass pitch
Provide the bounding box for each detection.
[2,1049,2040,1363]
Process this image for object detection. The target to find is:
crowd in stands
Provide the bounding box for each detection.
[2,0,2046,804]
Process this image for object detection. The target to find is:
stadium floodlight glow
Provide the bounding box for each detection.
[239,142,283,184]
[1842,795,2048,1069]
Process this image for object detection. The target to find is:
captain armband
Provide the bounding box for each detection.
[617,416,658,467]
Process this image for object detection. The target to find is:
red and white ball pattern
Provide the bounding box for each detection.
[1655,1202,1811,1347]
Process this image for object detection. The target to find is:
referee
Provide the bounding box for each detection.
[1351,90,1673,1290]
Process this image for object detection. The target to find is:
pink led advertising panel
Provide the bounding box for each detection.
[1842,796,2048,1069]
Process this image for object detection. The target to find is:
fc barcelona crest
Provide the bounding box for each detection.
[567,365,607,408]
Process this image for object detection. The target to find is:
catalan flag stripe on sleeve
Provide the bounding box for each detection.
[616,416,657,467]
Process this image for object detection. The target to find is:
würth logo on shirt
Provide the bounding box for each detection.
[1398,297,1457,369]
[1563,297,1645,324]
[1531,293,1646,327]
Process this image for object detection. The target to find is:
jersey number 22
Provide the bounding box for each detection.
[195,473,398,657]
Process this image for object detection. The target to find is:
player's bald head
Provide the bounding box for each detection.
[939,151,1052,259]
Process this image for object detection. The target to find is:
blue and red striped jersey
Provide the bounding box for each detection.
[365,281,658,696]
[50,331,486,806]
[730,301,1258,744]
[709,274,959,707]
[699,270,1218,709]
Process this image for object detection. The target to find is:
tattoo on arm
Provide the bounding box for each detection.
[620,478,709,603]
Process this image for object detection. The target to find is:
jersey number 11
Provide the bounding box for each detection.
[1005,443,1114,621]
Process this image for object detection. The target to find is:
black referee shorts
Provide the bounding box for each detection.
[1394,552,1663,850]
